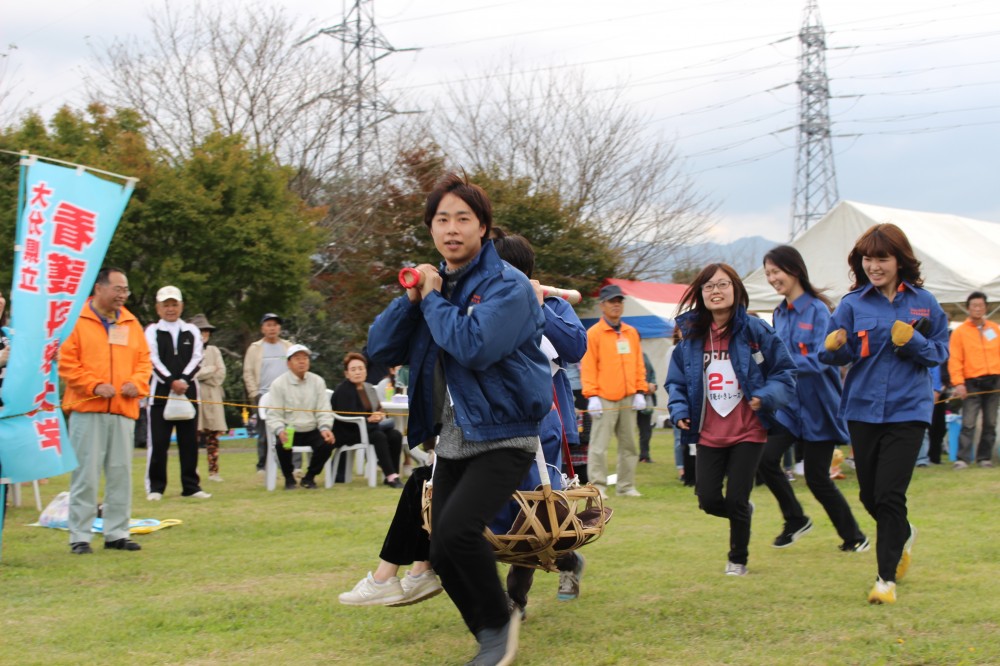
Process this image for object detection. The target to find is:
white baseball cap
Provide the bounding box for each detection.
[286,344,311,359]
[156,285,183,302]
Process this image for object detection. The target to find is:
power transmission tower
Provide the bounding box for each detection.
[790,0,838,240]
[302,0,418,176]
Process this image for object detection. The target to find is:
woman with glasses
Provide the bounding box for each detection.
[666,264,795,576]
[758,246,869,553]
[819,223,948,604]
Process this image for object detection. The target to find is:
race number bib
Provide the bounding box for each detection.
[706,356,743,417]
[616,339,631,354]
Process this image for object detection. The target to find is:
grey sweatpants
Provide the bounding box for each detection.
[68,412,135,543]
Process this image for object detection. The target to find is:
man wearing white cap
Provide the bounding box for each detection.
[266,344,336,489]
[145,285,209,500]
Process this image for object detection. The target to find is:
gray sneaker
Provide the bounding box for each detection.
[466,608,520,666]
[338,572,405,606]
[386,570,443,607]
[557,553,586,601]
[725,561,748,576]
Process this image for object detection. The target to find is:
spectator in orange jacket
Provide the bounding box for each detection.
[60,267,152,555]
[948,291,1000,468]
[580,284,648,497]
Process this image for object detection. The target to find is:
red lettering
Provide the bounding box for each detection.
[30,182,53,208]
[33,379,57,409]
[46,300,73,337]
[42,340,61,374]
[47,252,88,295]
[17,265,40,293]
[28,210,45,236]
[23,238,41,264]
[708,373,724,391]
[35,417,62,455]
[52,203,97,252]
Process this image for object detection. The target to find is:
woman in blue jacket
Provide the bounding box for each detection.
[666,263,796,577]
[759,245,868,552]
[367,174,550,666]
[819,223,949,605]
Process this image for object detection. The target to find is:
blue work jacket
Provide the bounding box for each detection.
[367,241,551,445]
[772,293,850,443]
[818,281,949,425]
[666,307,797,446]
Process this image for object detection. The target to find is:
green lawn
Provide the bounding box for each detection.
[2,431,999,665]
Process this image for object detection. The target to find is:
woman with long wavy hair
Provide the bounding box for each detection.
[666,263,796,576]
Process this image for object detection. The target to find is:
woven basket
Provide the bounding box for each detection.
[421,465,613,573]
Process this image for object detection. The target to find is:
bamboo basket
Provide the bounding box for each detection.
[421,446,613,572]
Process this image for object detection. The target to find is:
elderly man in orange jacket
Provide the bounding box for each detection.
[581,284,648,497]
[60,267,152,554]
[949,291,1000,468]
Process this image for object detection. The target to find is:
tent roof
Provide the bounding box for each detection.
[745,200,1000,312]
[578,278,687,339]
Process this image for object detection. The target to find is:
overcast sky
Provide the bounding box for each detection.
[3,0,998,243]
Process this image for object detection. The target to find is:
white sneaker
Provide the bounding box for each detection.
[339,572,405,606]
[617,488,642,497]
[593,484,608,499]
[185,491,212,499]
[725,561,748,576]
[387,570,443,607]
[208,475,224,482]
[146,492,163,501]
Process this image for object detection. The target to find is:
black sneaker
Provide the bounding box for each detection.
[383,477,403,489]
[300,476,318,489]
[70,541,93,555]
[104,538,141,551]
[772,517,813,548]
[284,478,298,490]
[839,537,871,553]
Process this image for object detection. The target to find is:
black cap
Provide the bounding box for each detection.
[599,284,625,303]
[260,313,283,325]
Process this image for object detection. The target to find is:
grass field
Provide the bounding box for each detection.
[2,431,999,666]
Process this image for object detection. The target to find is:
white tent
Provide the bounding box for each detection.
[577,279,688,417]
[745,201,1000,313]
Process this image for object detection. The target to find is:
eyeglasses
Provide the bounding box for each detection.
[105,286,131,295]
[702,280,732,294]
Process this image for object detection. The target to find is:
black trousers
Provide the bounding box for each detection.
[759,424,865,544]
[147,398,201,496]
[334,427,403,481]
[927,400,947,464]
[430,448,534,635]
[380,465,432,565]
[506,553,579,610]
[637,410,654,459]
[275,428,334,481]
[848,421,923,583]
[695,442,764,566]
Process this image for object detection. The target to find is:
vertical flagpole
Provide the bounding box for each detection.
[11,151,31,295]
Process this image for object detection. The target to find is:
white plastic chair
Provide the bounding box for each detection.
[326,388,378,488]
[258,393,333,491]
[0,478,43,511]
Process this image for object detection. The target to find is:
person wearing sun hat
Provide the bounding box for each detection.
[190,313,227,482]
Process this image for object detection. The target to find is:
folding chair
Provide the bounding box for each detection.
[258,393,332,491]
[327,412,378,488]
[0,478,43,511]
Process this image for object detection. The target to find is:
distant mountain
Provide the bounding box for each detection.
[657,235,782,280]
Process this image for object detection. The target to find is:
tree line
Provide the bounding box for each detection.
[1,2,715,419]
